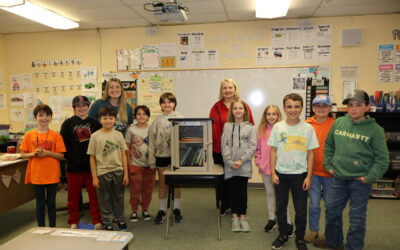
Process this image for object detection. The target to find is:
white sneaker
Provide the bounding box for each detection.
[94,223,102,230]
[231,218,241,232]
[240,217,251,232]
[70,224,78,229]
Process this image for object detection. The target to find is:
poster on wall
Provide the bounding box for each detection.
[205,49,219,68]
[378,64,394,82]
[395,44,400,63]
[81,66,98,91]
[9,74,22,91]
[271,27,287,46]
[21,73,33,89]
[191,50,206,68]
[340,66,359,80]
[271,47,285,64]
[177,50,192,68]
[190,32,205,49]
[378,44,394,64]
[256,47,271,65]
[141,45,160,70]
[286,46,301,64]
[10,109,24,122]
[395,64,400,82]
[10,93,24,106]
[116,49,130,71]
[178,33,190,49]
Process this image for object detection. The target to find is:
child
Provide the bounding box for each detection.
[60,95,102,229]
[87,106,129,231]
[255,105,293,235]
[221,100,256,232]
[268,93,319,250]
[148,92,183,224]
[20,104,66,227]
[304,95,335,243]
[125,105,156,222]
[314,90,389,250]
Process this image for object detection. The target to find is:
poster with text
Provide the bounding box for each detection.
[271,47,285,64]
[271,27,287,46]
[378,44,394,64]
[378,64,394,82]
[256,47,271,65]
[205,49,219,68]
[286,46,301,64]
[141,45,160,70]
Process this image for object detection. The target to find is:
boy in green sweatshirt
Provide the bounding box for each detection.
[314,90,389,250]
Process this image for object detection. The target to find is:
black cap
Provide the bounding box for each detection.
[342,89,369,105]
[72,95,90,108]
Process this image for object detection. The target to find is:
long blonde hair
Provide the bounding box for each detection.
[257,105,282,137]
[218,78,240,100]
[227,100,249,122]
[102,78,127,123]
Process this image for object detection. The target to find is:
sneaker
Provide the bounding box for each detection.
[272,234,289,250]
[142,211,152,221]
[154,210,166,224]
[264,219,277,232]
[94,223,102,230]
[173,208,183,223]
[239,217,251,232]
[117,221,128,231]
[130,212,138,222]
[313,238,344,250]
[304,231,318,243]
[296,239,308,250]
[287,223,294,238]
[231,217,241,232]
[70,224,78,229]
[104,225,114,231]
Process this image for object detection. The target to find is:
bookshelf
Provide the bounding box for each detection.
[170,118,213,172]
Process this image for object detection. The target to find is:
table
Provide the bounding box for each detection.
[0,159,34,214]
[0,227,134,250]
[164,164,224,240]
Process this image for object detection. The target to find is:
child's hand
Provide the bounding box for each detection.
[123,174,129,187]
[356,177,367,184]
[36,149,48,158]
[231,160,243,169]
[328,170,334,175]
[92,177,100,188]
[272,174,279,185]
[34,147,43,155]
[303,177,311,190]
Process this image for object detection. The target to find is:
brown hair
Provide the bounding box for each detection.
[257,105,282,137]
[227,100,249,122]
[283,93,303,107]
[33,104,53,117]
[159,92,177,111]
[218,78,240,100]
[134,105,150,118]
[102,78,127,123]
[99,106,117,118]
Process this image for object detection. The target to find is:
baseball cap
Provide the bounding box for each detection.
[312,95,331,106]
[342,90,369,105]
[72,95,90,108]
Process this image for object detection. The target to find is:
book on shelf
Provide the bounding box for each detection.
[180,146,192,166]
[179,137,203,143]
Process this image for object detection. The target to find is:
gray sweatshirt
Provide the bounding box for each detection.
[221,121,256,179]
[148,111,183,167]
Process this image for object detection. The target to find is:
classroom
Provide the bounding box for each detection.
[0,0,399,249]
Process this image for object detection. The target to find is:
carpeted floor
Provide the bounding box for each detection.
[0,186,399,249]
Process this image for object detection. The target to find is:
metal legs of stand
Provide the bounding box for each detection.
[216,185,221,241]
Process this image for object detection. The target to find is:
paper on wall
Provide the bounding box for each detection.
[21,73,33,89]
[271,27,287,46]
[378,64,394,82]
[191,50,206,68]
[10,93,24,106]
[177,50,192,68]
[10,108,24,122]
[256,47,271,65]
[340,66,359,81]
[205,49,219,68]
[378,44,394,64]
[0,93,6,110]
[9,74,22,91]
[116,49,129,71]
[141,45,160,70]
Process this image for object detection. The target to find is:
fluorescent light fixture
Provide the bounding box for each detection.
[256,0,292,19]
[0,0,24,7]
[1,1,79,30]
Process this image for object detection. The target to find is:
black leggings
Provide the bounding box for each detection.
[227,176,249,216]
[33,183,58,227]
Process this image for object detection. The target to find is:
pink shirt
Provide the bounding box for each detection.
[255,124,273,175]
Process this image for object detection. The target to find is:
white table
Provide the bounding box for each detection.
[0,227,134,250]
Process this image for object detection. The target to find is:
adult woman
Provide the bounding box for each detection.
[209,78,254,215]
[88,78,133,134]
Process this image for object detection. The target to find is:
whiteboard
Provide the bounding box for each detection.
[139,68,313,128]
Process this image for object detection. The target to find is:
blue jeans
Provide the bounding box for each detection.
[324,176,371,250]
[308,175,332,231]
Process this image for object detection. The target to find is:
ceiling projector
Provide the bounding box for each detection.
[144,1,189,24]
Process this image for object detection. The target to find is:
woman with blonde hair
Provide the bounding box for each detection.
[209,78,254,216]
[89,78,133,134]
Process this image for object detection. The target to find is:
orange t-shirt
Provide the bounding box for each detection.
[20,129,66,184]
[305,116,335,177]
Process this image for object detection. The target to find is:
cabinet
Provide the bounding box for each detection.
[334,112,400,199]
[169,118,213,172]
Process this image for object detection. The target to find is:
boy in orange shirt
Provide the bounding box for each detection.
[20,104,66,227]
[304,95,335,243]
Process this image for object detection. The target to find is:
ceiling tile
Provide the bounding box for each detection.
[315,4,400,16]
[80,18,152,29]
[228,11,257,21]
[222,0,255,12]
[70,7,140,22]
[186,13,228,23]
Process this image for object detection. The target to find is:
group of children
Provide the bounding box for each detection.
[20,87,389,250]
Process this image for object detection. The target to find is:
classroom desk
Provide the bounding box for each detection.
[0,227,134,250]
[164,164,224,240]
[0,159,34,214]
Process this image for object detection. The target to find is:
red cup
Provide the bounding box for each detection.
[7,146,16,154]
